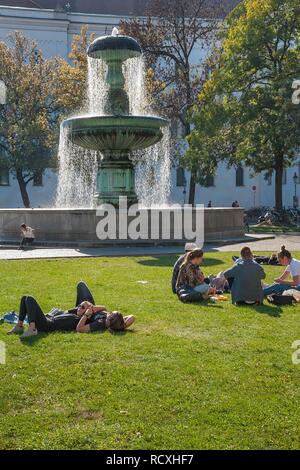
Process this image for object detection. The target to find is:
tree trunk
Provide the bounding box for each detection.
[188,174,196,206]
[16,169,30,208]
[274,153,283,211]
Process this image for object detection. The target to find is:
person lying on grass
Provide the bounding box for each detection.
[224,246,265,305]
[176,248,216,299]
[7,281,135,339]
[263,246,300,296]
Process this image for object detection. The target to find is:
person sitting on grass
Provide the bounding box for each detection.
[224,246,266,305]
[176,248,216,300]
[171,242,198,293]
[7,281,135,339]
[263,246,300,296]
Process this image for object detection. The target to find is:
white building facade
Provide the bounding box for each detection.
[0,3,299,209]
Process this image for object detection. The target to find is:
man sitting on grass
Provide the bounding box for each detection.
[224,247,266,305]
[7,281,135,339]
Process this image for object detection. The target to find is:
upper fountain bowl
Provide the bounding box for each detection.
[88,34,142,62]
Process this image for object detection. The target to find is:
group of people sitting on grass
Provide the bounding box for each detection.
[7,282,135,339]
[6,243,300,339]
[172,243,300,305]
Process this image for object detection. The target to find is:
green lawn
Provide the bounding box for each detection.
[0,253,300,450]
[250,224,300,233]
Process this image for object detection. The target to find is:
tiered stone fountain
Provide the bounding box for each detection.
[62,28,168,206]
[0,29,245,245]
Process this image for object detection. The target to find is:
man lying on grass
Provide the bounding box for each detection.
[7,281,135,339]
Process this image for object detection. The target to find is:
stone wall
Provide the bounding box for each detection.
[0,207,245,245]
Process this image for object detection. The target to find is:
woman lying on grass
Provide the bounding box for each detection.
[7,281,135,339]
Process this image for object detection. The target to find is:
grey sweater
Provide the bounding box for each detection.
[224,259,266,304]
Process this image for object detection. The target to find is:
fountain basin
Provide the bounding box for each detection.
[88,35,142,61]
[63,115,169,152]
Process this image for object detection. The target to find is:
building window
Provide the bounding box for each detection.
[203,176,215,187]
[33,170,43,187]
[0,168,9,186]
[282,169,287,185]
[264,170,272,185]
[236,166,244,187]
[176,167,185,187]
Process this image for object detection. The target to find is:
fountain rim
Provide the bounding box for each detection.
[62,114,169,129]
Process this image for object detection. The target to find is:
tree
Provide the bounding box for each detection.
[120,0,222,205]
[184,0,300,210]
[0,29,90,207]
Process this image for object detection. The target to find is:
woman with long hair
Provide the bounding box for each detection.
[176,248,215,299]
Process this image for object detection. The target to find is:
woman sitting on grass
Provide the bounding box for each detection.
[176,248,216,299]
[263,246,300,296]
[7,281,135,339]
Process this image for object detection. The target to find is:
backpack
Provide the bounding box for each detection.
[267,295,294,306]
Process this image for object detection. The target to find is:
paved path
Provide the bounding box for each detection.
[0,234,299,260]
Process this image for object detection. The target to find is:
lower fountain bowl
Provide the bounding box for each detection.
[63,115,169,152]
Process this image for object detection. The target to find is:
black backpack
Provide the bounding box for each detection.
[267,295,294,306]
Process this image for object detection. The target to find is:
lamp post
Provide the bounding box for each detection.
[293,172,299,208]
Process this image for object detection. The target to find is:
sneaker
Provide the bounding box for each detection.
[7,324,24,335]
[20,328,38,339]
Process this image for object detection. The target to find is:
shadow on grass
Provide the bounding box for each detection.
[138,255,225,268]
[19,328,135,346]
[235,303,283,318]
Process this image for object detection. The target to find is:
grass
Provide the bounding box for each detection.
[250,224,300,233]
[0,252,300,450]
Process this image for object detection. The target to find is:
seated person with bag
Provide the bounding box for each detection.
[171,242,198,294]
[176,248,216,302]
[263,246,300,296]
[224,247,265,305]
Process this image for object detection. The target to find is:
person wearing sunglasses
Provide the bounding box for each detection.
[7,281,135,339]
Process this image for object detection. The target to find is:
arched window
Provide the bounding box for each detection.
[236,166,244,187]
[176,167,185,187]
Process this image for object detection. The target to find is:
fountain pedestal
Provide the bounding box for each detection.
[96,157,137,206]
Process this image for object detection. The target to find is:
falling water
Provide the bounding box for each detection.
[124,57,148,115]
[56,53,171,208]
[55,126,98,208]
[134,126,171,207]
[87,57,108,114]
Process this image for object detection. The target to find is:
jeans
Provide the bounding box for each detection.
[20,237,34,248]
[76,281,95,306]
[18,282,96,331]
[19,296,52,331]
[263,283,300,296]
[193,283,210,294]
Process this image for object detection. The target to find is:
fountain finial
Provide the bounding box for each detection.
[112,27,119,36]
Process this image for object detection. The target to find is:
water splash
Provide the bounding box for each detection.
[124,56,149,115]
[134,126,171,207]
[87,57,108,114]
[55,126,98,208]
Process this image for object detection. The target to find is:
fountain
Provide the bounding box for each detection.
[62,28,168,207]
[0,30,245,245]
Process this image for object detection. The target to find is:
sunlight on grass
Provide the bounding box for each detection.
[0,252,300,449]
